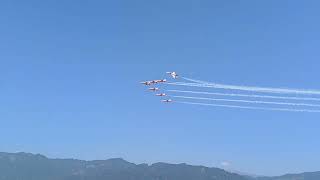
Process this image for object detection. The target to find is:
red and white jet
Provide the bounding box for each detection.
[166,72,178,79]
[150,79,167,84]
[140,81,152,85]
[156,93,166,96]
[157,79,167,83]
[149,87,159,91]
[161,99,172,103]
[150,80,158,84]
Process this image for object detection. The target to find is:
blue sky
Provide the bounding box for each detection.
[1,0,320,176]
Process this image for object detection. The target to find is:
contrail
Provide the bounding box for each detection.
[172,95,320,108]
[167,89,320,101]
[181,77,208,84]
[166,82,320,95]
[175,101,320,113]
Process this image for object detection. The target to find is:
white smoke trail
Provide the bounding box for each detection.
[175,101,320,113]
[181,77,208,84]
[166,82,320,95]
[172,95,320,107]
[167,90,320,101]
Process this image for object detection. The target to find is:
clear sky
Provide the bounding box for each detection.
[1,0,320,176]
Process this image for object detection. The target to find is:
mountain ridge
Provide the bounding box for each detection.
[0,152,319,180]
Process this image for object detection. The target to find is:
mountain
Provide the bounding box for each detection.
[0,152,248,180]
[257,172,320,180]
[225,169,261,178]
[0,152,319,180]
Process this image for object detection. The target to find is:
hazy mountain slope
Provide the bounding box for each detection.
[0,152,248,180]
[257,171,320,180]
[0,152,319,180]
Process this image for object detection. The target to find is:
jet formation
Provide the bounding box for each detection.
[140,72,320,113]
[140,72,178,103]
